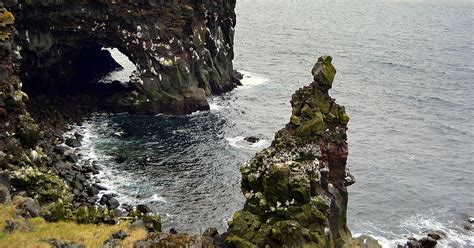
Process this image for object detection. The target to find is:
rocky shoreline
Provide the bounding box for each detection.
[0,1,453,247]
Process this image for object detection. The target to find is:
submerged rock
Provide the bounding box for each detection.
[226,56,354,247]
[244,136,260,143]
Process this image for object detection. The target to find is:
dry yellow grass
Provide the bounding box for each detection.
[0,204,147,248]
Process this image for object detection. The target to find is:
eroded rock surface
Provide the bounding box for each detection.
[226,56,354,247]
[6,0,240,115]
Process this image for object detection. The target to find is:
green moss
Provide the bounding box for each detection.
[263,163,291,206]
[312,56,336,90]
[296,111,325,138]
[14,113,40,149]
[224,234,257,248]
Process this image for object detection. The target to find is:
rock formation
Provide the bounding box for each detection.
[225,56,355,247]
[6,0,240,115]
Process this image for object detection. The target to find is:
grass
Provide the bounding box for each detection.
[0,201,148,248]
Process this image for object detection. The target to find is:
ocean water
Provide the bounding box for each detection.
[78,0,474,246]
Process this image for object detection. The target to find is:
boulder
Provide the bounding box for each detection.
[65,138,81,148]
[106,197,120,209]
[419,237,437,248]
[18,197,41,218]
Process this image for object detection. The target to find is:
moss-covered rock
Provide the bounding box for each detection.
[10,167,73,221]
[226,56,353,247]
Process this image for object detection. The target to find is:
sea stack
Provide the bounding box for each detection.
[226,56,354,247]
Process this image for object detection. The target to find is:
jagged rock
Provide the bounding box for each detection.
[226,56,353,247]
[7,0,240,115]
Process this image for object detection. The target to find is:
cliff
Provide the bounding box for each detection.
[225,56,354,247]
[1,1,382,246]
[6,0,240,115]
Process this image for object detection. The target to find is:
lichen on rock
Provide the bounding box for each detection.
[226,56,354,247]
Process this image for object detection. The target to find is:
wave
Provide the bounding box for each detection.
[237,70,270,89]
[74,118,168,209]
[353,211,474,248]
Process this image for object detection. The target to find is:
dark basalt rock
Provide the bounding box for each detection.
[6,0,240,115]
[225,56,355,247]
[65,138,81,148]
[244,136,260,143]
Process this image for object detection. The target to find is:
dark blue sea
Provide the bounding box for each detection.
[76,0,473,246]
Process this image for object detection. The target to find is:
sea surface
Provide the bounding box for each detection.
[78,0,474,247]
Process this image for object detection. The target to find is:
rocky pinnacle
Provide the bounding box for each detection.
[226,56,354,247]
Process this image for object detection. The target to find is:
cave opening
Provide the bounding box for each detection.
[20,44,137,125]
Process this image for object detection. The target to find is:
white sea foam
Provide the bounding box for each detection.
[226,136,270,150]
[74,118,167,208]
[354,213,474,248]
[237,70,270,90]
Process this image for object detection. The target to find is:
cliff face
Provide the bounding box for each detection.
[226,56,354,247]
[6,0,240,115]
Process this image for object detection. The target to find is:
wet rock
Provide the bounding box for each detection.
[93,183,108,191]
[74,132,83,141]
[137,204,153,214]
[87,186,99,196]
[53,146,65,155]
[419,237,437,248]
[427,231,444,240]
[244,136,260,143]
[406,237,421,248]
[65,138,81,148]
[99,194,119,209]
